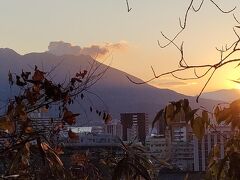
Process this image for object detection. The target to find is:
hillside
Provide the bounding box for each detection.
[0,48,220,125]
[202,89,240,102]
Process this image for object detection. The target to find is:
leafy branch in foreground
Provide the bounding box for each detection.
[0,62,110,179]
[111,138,153,180]
[152,98,240,180]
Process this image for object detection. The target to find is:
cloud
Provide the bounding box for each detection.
[48,41,81,56]
[47,41,128,58]
[157,81,197,87]
[80,45,108,58]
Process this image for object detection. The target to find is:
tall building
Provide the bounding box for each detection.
[193,125,232,171]
[148,109,195,171]
[145,132,171,162]
[171,141,194,171]
[104,119,122,138]
[120,113,148,144]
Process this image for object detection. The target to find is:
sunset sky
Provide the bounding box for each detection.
[0,0,240,95]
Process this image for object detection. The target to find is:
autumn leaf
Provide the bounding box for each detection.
[182,99,190,112]
[68,129,79,140]
[62,110,79,125]
[40,106,49,113]
[213,144,220,160]
[24,126,33,134]
[32,84,41,93]
[15,103,28,122]
[25,89,37,105]
[214,107,232,124]
[185,109,198,123]
[0,116,15,134]
[165,103,175,125]
[32,69,45,82]
[230,99,240,114]
[54,146,64,155]
[202,110,209,127]
[191,117,205,140]
[103,113,112,124]
[152,109,164,129]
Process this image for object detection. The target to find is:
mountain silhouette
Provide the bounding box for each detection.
[202,89,240,102]
[0,48,221,125]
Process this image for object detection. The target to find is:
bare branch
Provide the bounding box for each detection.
[209,0,236,14]
[158,0,236,48]
[196,68,216,102]
[233,14,240,24]
[192,0,205,12]
[126,0,132,12]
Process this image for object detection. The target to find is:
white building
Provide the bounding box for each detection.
[104,119,122,138]
[145,133,171,160]
[193,125,232,171]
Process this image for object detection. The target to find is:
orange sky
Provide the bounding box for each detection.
[0,0,239,95]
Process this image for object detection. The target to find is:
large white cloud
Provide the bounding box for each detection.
[48,41,128,58]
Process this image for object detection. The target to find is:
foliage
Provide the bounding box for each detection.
[111,139,153,180]
[70,151,101,180]
[152,98,240,180]
[0,65,110,179]
[152,99,208,140]
[206,100,240,180]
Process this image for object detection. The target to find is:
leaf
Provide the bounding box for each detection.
[62,110,79,125]
[152,109,164,129]
[214,106,220,119]
[215,107,232,124]
[24,126,33,134]
[165,103,175,125]
[25,89,37,105]
[0,116,15,134]
[16,75,27,86]
[8,70,14,86]
[191,117,205,140]
[54,146,64,155]
[213,144,220,160]
[202,110,209,127]
[217,156,228,180]
[40,106,49,113]
[68,129,79,140]
[103,113,112,124]
[182,99,190,112]
[32,69,45,82]
[70,77,82,86]
[174,100,182,113]
[15,103,28,122]
[76,70,87,79]
[32,84,41,93]
[40,142,65,178]
[21,70,31,80]
[230,99,240,114]
[81,93,84,99]
[21,142,31,167]
[185,109,198,123]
